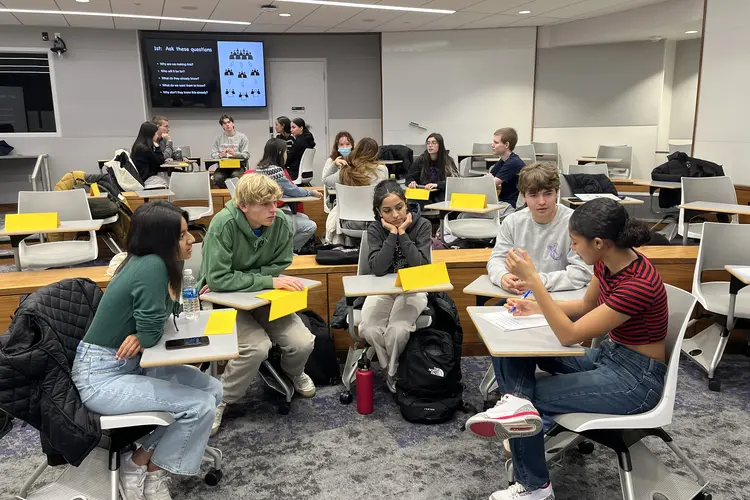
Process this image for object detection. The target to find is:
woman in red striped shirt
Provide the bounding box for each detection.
[466,198,668,500]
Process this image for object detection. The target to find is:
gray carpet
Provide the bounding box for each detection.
[1,355,748,500]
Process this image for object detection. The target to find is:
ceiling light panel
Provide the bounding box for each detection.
[275,0,455,15]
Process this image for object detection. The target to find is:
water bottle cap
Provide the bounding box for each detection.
[357,356,370,370]
[184,269,193,276]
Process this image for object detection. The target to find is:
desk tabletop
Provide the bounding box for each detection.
[679,201,750,215]
[140,311,239,368]
[461,153,495,157]
[342,274,453,297]
[463,275,588,301]
[563,196,643,206]
[535,153,558,157]
[200,277,322,311]
[378,160,403,165]
[633,180,682,189]
[424,200,508,214]
[0,219,103,237]
[282,196,319,203]
[577,157,622,163]
[161,162,190,169]
[467,306,586,357]
[0,154,43,160]
[135,189,175,198]
[725,265,750,285]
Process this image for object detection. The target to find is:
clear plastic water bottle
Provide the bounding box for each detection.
[182,269,200,321]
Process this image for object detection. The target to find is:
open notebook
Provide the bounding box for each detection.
[479,310,549,331]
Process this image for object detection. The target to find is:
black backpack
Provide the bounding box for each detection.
[395,293,467,424]
[298,310,341,386]
[315,244,360,265]
[651,152,725,208]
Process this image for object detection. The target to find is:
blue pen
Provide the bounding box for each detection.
[509,289,533,313]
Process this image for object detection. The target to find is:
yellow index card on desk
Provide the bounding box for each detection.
[394,262,450,292]
[219,158,241,169]
[90,182,101,196]
[257,288,308,321]
[450,193,487,209]
[204,309,237,335]
[4,212,60,232]
[405,188,431,201]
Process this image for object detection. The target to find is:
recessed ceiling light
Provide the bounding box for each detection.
[518,10,531,14]
[181,6,198,10]
[279,13,292,16]
[75,0,90,3]
[275,0,454,14]
[0,7,250,25]
[685,30,698,34]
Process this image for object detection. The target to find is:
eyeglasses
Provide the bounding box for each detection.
[426,141,439,146]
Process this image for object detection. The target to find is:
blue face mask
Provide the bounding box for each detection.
[338,147,352,157]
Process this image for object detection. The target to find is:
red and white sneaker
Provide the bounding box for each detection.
[465,394,543,441]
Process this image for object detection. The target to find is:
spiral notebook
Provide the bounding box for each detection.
[479,311,549,332]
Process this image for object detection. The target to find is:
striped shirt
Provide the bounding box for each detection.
[595,252,668,345]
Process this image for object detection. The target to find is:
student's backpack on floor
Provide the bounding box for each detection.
[395,293,469,424]
[315,244,360,265]
[298,310,341,386]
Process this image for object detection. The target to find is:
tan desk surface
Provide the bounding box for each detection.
[343,274,453,297]
[633,180,682,189]
[577,157,622,163]
[463,275,588,301]
[678,201,750,215]
[563,196,643,206]
[424,201,508,214]
[378,160,403,165]
[0,219,103,237]
[725,265,750,285]
[200,278,322,311]
[535,153,558,157]
[282,196,320,203]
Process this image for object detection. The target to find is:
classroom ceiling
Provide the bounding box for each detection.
[0,0,679,32]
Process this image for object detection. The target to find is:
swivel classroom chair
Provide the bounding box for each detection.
[567,163,610,176]
[339,234,432,404]
[443,177,503,241]
[678,176,737,243]
[503,285,709,500]
[684,222,750,392]
[596,145,633,179]
[668,142,692,155]
[532,142,560,168]
[17,190,98,270]
[471,143,493,176]
[335,183,377,244]
[513,144,537,166]
[292,149,316,186]
[169,172,214,223]
[225,177,238,200]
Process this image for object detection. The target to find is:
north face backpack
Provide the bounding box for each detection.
[298,310,341,386]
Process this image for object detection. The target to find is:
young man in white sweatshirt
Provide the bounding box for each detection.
[487,162,592,294]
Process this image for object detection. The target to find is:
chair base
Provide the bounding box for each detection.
[681,322,729,388]
[339,343,375,404]
[259,359,294,415]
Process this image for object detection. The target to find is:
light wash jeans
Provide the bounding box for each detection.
[492,339,666,490]
[71,342,223,476]
[291,212,316,252]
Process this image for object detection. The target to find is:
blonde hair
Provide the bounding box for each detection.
[518,162,560,194]
[340,137,380,186]
[234,173,282,206]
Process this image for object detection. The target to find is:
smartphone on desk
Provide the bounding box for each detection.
[165,336,209,350]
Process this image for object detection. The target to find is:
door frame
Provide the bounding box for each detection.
[267,58,329,146]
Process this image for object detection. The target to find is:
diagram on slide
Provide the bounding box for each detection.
[217,41,266,107]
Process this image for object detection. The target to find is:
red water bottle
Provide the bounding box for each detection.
[356,355,373,415]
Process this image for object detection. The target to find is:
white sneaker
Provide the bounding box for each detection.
[490,482,554,500]
[385,375,397,394]
[465,394,543,441]
[144,470,172,500]
[118,454,146,500]
[211,402,227,436]
[291,372,316,398]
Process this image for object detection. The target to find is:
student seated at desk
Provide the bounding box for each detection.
[285,117,316,181]
[211,114,250,188]
[254,137,322,252]
[359,180,432,393]
[406,132,458,204]
[487,162,592,294]
[71,201,222,500]
[274,115,294,152]
[322,131,354,210]
[466,198,668,500]
[131,121,167,187]
[152,115,179,161]
[199,173,316,435]
[488,127,526,209]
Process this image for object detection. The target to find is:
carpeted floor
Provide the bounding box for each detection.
[1,354,748,500]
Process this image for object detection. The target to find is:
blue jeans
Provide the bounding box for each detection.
[491,339,666,490]
[71,342,223,476]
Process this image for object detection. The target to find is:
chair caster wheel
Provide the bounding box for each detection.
[577,441,595,454]
[278,402,291,415]
[205,468,223,486]
[708,378,721,392]
[693,493,711,500]
[340,391,353,405]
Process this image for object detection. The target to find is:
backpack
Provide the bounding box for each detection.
[395,293,467,424]
[315,244,360,265]
[563,173,618,196]
[651,152,725,208]
[298,310,341,386]
[105,150,144,192]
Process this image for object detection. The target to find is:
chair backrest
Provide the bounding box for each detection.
[679,176,737,236]
[294,148,316,183]
[357,231,370,275]
[692,223,750,305]
[514,144,537,165]
[407,144,426,157]
[668,142,691,155]
[184,242,203,277]
[225,177,237,199]
[179,146,192,157]
[17,190,93,221]
[169,171,211,203]
[567,164,609,176]
[459,157,475,177]
[445,176,500,205]
[472,143,492,155]
[532,142,558,155]
[558,174,573,199]
[335,183,377,223]
[596,145,632,178]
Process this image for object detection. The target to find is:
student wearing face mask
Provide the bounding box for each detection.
[322,132,355,212]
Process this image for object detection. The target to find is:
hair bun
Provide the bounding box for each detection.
[615,218,651,248]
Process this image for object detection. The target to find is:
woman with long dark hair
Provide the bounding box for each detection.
[406,133,457,203]
[71,201,222,500]
[130,121,166,184]
[274,115,293,152]
[466,198,667,500]
[322,131,355,211]
[285,117,316,180]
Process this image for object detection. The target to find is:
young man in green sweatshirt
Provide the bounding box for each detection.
[199,173,316,435]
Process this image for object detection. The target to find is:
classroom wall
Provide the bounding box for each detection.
[380,28,536,157]
[670,38,701,141]
[0,27,147,202]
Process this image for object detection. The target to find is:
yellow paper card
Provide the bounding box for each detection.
[394,262,450,292]
[257,288,308,321]
[219,158,241,169]
[204,309,237,335]
[405,188,431,201]
[4,212,60,232]
[90,183,101,196]
[450,193,487,209]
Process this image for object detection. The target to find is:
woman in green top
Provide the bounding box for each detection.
[71,201,222,500]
